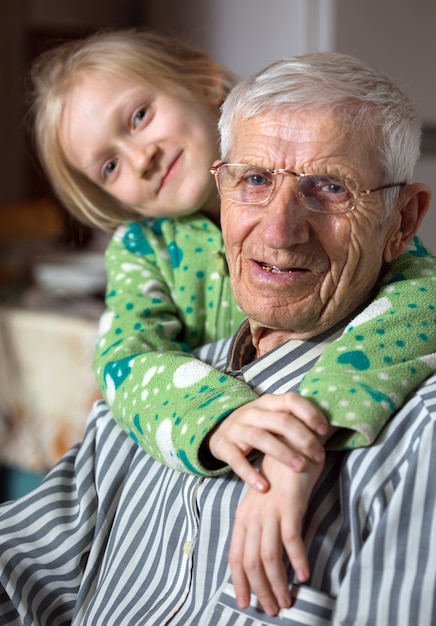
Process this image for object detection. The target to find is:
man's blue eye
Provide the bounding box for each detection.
[247,173,269,186]
[323,182,347,194]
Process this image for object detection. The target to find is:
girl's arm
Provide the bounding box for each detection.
[94,216,259,475]
[298,237,436,450]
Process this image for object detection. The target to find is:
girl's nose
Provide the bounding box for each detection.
[126,141,159,178]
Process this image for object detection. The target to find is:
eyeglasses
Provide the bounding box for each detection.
[210,162,406,214]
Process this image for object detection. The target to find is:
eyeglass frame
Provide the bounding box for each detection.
[210,161,407,214]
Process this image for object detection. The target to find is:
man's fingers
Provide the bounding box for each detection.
[234,516,281,617]
[228,521,251,610]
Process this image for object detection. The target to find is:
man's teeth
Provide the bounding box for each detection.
[260,262,292,274]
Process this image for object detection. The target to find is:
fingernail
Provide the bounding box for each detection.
[279,595,291,609]
[255,479,267,492]
[297,568,309,582]
[264,604,277,616]
[291,457,303,470]
[237,596,248,609]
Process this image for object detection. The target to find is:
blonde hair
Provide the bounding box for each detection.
[29,29,236,231]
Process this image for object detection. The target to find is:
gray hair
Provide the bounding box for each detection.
[219,52,422,214]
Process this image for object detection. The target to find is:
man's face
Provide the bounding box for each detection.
[220,109,403,351]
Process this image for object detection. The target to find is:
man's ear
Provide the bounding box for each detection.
[384,183,432,263]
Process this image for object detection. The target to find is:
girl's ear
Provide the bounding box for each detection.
[383,182,432,263]
[204,70,227,109]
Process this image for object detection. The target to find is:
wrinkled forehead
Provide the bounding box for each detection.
[227,108,374,168]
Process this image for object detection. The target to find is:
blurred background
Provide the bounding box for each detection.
[0,0,435,498]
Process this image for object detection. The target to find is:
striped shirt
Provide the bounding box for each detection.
[0,325,435,625]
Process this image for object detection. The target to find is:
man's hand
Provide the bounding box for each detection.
[228,453,324,616]
[207,392,328,492]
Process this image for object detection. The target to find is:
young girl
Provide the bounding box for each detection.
[30,29,436,614]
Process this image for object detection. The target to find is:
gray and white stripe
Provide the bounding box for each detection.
[0,336,435,625]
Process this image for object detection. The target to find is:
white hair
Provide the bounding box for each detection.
[219,52,422,214]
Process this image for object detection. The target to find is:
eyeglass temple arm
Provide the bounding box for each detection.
[361,181,407,195]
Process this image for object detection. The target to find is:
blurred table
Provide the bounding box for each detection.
[0,304,101,474]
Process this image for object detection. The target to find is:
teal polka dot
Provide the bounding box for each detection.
[126,302,134,310]
[408,303,418,309]
[396,340,405,347]
[186,306,193,314]
[152,298,162,304]
[419,333,429,342]
[115,328,122,335]
[376,328,385,335]
[133,414,143,434]
[355,334,365,341]
[168,242,183,268]
[143,308,151,316]
[195,247,203,253]
[134,323,142,330]
[196,271,205,279]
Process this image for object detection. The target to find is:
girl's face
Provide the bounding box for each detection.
[59,70,221,221]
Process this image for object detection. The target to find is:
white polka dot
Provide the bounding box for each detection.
[156,420,186,471]
[173,361,210,388]
[141,366,158,387]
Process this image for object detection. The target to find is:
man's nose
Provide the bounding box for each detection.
[259,187,310,247]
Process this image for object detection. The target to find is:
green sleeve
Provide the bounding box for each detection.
[299,237,436,450]
[93,216,257,475]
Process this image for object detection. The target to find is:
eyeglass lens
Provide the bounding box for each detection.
[218,165,355,213]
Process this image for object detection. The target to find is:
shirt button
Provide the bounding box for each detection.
[183,540,192,555]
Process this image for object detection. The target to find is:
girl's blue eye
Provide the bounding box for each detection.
[103,158,118,179]
[133,107,147,128]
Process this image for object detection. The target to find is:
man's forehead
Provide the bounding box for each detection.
[229,110,351,161]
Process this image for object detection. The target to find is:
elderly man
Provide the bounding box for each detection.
[0,53,435,626]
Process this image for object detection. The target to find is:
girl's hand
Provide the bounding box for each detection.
[207,392,329,492]
[229,454,324,617]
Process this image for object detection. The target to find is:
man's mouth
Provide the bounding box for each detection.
[259,262,294,275]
